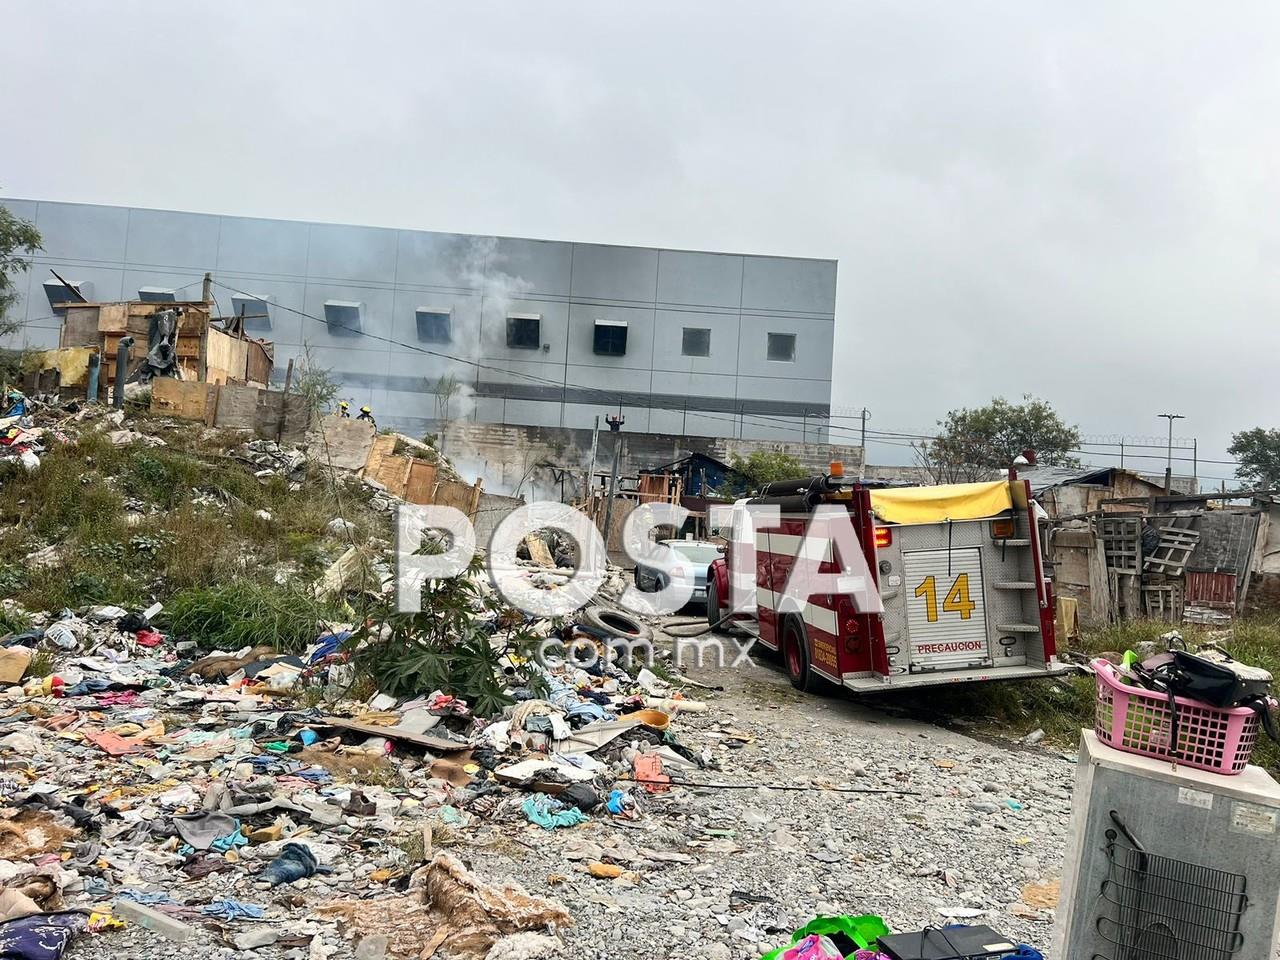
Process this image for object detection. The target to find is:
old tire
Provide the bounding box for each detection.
[706,579,726,633]
[580,606,652,642]
[782,616,814,692]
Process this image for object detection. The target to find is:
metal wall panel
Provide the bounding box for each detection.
[0,198,836,440]
[656,250,743,308]
[569,244,659,303]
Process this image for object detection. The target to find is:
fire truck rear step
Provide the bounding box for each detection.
[996,622,1042,633]
[993,581,1038,590]
[841,660,1077,693]
[994,538,1032,547]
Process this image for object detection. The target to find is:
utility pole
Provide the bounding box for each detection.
[1158,413,1185,495]
[202,272,212,305]
[586,415,600,499]
[859,407,870,478]
[601,413,625,554]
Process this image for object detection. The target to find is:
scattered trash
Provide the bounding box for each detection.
[522,795,589,830]
[258,842,319,887]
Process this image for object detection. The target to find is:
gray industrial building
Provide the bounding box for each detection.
[0,198,836,439]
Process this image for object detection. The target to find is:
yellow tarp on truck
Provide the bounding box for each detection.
[869,479,1013,525]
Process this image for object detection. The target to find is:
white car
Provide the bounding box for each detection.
[633,539,722,602]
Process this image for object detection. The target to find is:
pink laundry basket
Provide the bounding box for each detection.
[1092,657,1262,775]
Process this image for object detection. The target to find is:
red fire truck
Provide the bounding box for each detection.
[706,467,1073,692]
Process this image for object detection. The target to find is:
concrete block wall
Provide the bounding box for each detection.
[440,421,864,501]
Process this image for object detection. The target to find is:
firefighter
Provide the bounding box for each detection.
[357,405,376,429]
[337,400,351,418]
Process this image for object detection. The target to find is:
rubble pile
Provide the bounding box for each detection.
[0,580,735,959]
[0,389,1069,959]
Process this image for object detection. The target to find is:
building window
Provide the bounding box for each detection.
[767,332,796,362]
[681,327,711,357]
[593,319,628,357]
[42,278,91,314]
[231,294,273,333]
[507,312,541,349]
[416,308,452,343]
[323,300,364,337]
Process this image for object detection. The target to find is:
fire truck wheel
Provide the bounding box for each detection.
[781,616,814,692]
[706,580,726,633]
[580,606,652,642]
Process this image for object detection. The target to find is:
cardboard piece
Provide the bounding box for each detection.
[316,716,470,754]
[0,647,33,685]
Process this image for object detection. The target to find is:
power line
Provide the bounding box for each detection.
[208,278,837,439]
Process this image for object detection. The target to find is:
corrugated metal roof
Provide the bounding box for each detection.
[1022,465,1117,495]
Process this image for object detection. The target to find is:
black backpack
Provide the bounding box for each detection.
[1131,643,1279,757]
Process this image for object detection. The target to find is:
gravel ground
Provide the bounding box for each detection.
[460,629,1075,959]
[63,623,1075,960]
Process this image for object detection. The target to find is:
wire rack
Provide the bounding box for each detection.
[1092,816,1248,960]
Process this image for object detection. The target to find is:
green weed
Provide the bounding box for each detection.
[166,580,337,653]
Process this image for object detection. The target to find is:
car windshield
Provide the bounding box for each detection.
[668,542,720,564]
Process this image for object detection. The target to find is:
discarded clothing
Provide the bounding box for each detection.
[559,783,601,813]
[181,857,237,880]
[781,935,845,959]
[521,795,587,830]
[117,889,178,906]
[210,827,248,854]
[309,631,352,663]
[134,629,164,648]
[0,911,87,960]
[201,899,264,922]
[258,843,318,887]
[116,613,150,634]
[172,812,238,851]
[564,701,611,725]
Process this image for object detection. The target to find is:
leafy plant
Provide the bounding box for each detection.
[0,564,28,595]
[916,394,1081,483]
[1229,428,1280,489]
[0,201,41,340]
[728,450,807,488]
[166,581,336,652]
[0,606,31,636]
[352,554,545,717]
[291,344,340,424]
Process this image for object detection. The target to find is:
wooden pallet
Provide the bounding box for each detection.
[1142,516,1200,577]
[1098,516,1141,573]
[1143,580,1183,622]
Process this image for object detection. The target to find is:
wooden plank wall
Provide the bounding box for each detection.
[150,380,307,442]
[56,302,274,391]
[433,478,483,518]
[405,461,438,505]
[245,341,274,387]
[150,379,219,423]
[205,328,249,384]
[60,307,102,348]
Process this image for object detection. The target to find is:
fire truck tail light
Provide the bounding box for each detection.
[990,518,1016,539]
[838,599,862,653]
[829,460,844,478]
[874,526,892,548]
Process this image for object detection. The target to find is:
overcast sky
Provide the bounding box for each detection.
[3,1,1276,481]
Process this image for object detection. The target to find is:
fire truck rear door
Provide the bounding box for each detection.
[901,547,991,672]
